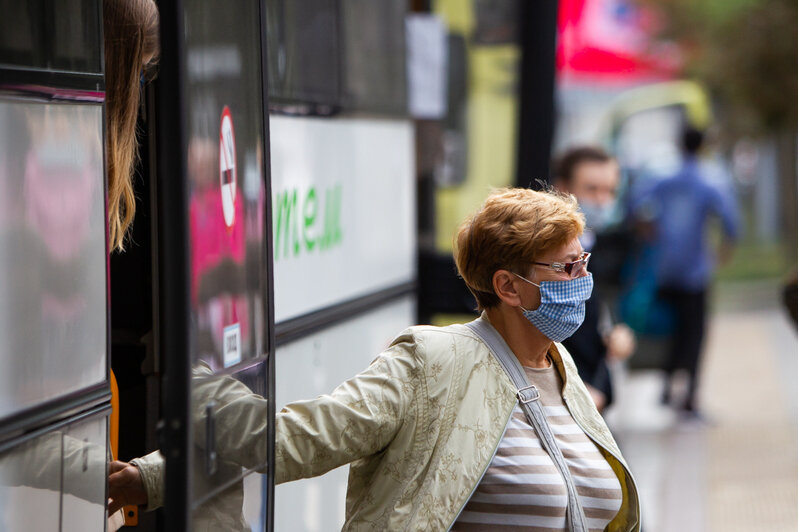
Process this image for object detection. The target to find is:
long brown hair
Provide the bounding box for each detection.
[103,0,159,251]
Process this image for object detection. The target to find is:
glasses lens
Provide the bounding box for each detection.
[568,253,589,278]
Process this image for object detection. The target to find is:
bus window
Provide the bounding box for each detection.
[0,410,107,532]
[266,0,410,116]
[61,415,108,530]
[340,0,408,115]
[0,101,107,420]
[1,1,109,531]
[0,0,102,73]
[0,431,62,531]
[472,0,519,45]
[266,0,341,111]
[156,0,273,527]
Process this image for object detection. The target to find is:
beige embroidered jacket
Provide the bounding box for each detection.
[132,317,641,531]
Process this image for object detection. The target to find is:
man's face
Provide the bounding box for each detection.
[568,160,620,207]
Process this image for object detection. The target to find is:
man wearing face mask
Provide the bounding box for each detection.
[554,147,636,412]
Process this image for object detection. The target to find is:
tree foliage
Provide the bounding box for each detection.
[645,0,798,136]
[644,0,798,260]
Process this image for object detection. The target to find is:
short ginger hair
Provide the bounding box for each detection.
[454,188,585,310]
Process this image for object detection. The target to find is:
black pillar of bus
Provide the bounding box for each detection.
[258,0,277,529]
[515,0,559,188]
[155,0,192,528]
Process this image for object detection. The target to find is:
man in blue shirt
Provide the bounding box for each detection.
[640,127,739,413]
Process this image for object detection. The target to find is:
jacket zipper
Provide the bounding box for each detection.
[447,404,515,530]
[563,396,642,531]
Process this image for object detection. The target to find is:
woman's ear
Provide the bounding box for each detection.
[492,269,522,307]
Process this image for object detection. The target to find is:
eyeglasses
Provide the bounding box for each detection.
[532,252,591,278]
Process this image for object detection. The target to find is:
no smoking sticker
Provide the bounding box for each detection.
[219,106,237,228]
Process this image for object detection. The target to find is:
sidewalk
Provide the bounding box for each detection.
[607,283,798,532]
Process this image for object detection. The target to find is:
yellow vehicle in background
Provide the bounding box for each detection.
[418,0,525,324]
[431,0,521,252]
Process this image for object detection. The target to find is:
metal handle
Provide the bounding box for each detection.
[205,401,217,476]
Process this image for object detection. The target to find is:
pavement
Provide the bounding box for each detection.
[606,281,798,532]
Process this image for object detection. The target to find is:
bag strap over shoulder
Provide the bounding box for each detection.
[465,318,589,532]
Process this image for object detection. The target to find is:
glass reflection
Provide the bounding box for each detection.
[189,136,250,371]
[0,419,107,531]
[0,432,62,531]
[181,0,269,526]
[191,469,268,531]
[340,0,407,113]
[266,0,341,106]
[62,418,108,530]
[0,100,106,420]
[182,364,268,530]
[0,0,103,72]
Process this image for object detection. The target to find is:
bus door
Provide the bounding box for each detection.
[155,0,274,529]
[0,0,111,530]
[418,0,525,324]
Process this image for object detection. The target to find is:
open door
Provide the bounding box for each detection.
[155,0,275,529]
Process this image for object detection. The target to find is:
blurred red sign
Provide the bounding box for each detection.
[557,0,679,85]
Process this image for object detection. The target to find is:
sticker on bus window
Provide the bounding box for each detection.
[223,323,242,368]
[219,106,237,229]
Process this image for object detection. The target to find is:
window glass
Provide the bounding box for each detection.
[181,0,270,516]
[0,431,62,531]
[340,0,407,114]
[183,0,268,372]
[0,0,102,73]
[0,100,107,420]
[61,417,108,531]
[0,416,108,531]
[266,0,341,109]
[265,0,409,114]
[472,0,520,45]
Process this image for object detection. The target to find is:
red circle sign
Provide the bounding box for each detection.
[219,106,237,228]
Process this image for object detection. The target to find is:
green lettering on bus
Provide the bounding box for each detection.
[274,188,299,260]
[274,184,343,260]
[303,187,318,251]
[323,184,342,249]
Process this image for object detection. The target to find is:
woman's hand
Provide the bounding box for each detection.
[108,460,148,514]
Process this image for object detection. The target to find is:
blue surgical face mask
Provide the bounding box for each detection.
[580,201,614,231]
[514,272,594,343]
